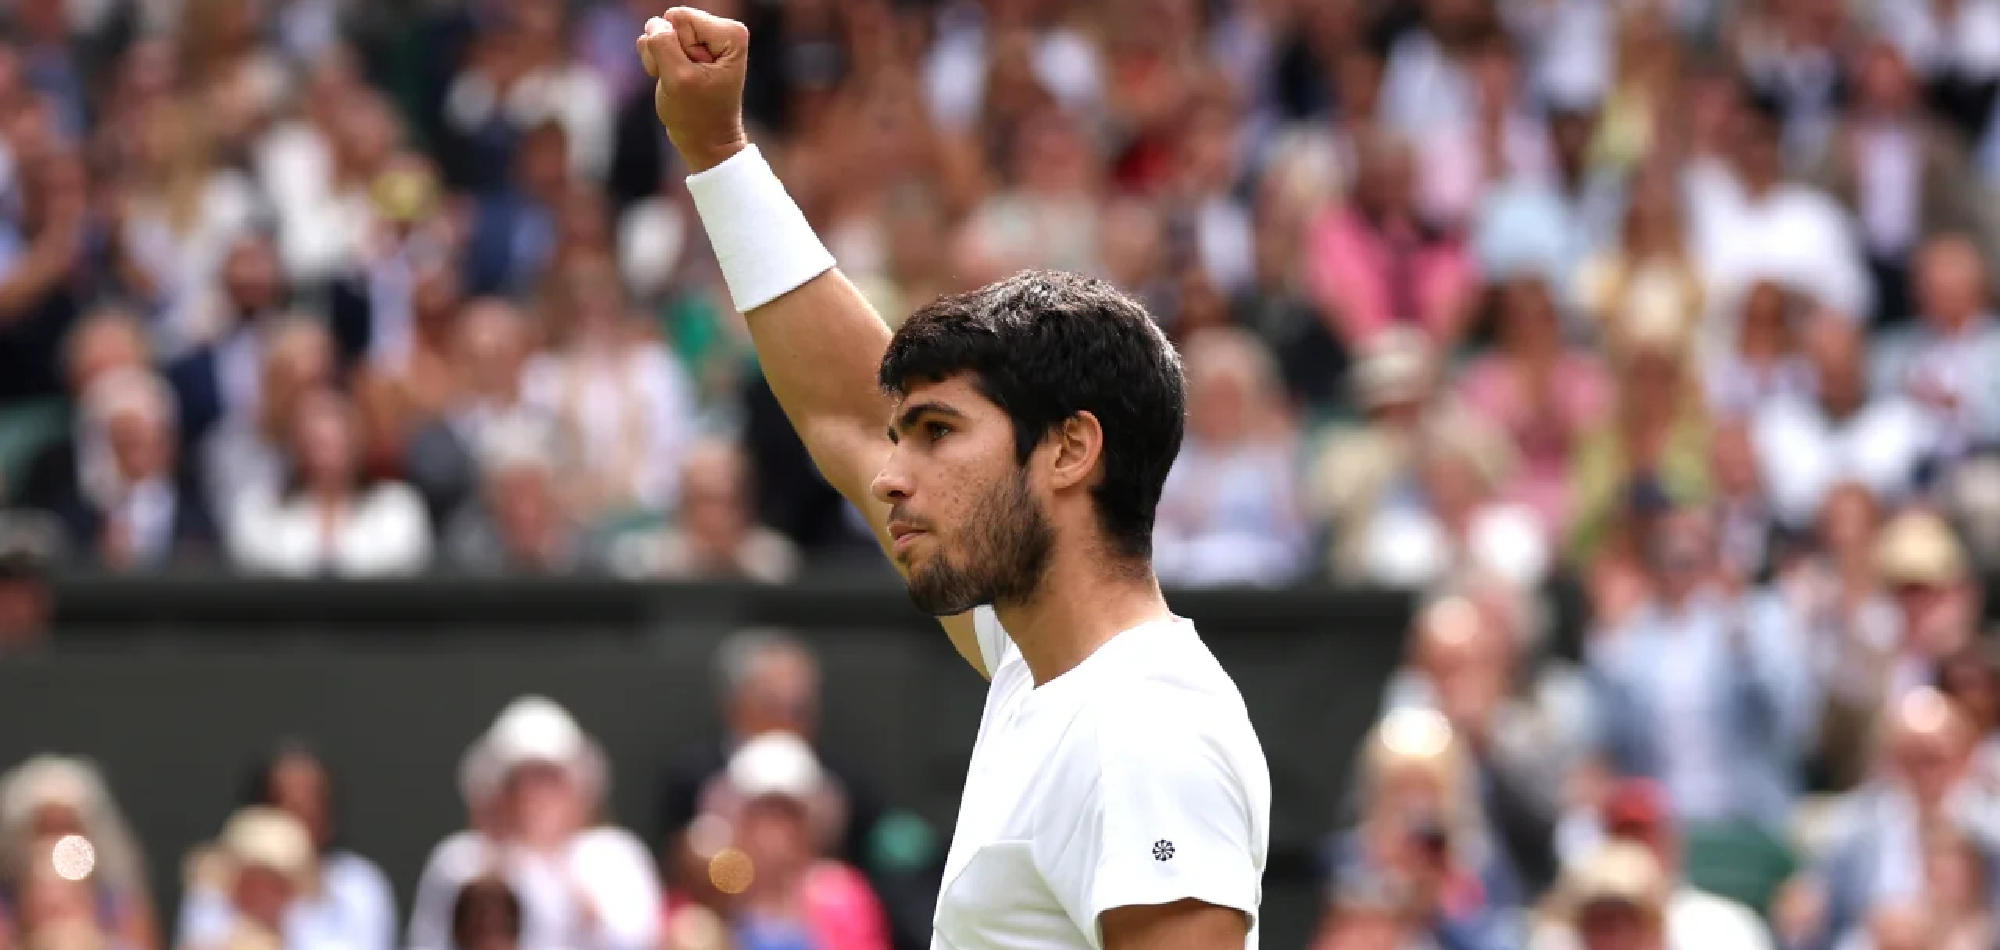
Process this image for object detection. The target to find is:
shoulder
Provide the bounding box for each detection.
[970,606,1017,678]
[574,826,654,863]
[418,831,489,879]
[324,850,393,892]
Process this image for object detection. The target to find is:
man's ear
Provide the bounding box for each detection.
[1047,411,1104,492]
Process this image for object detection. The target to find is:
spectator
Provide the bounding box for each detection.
[1687,90,1872,325]
[225,388,432,577]
[0,152,111,405]
[199,315,335,522]
[448,879,521,950]
[404,299,544,520]
[462,121,570,298]
[1872,509,1984,705]
[1568,316,1710,567]
[1470,104,1622,301]
[179,744,394,950]
[1921,824,1999,950]
[175,808,317,950]
[1308,328,1436,579]
[1934,643,2000,780]
[0,757,157,950]
[1773,689,2000,950]
[1419,33,1551,236]
[1455,274,1613,537]
[1331,708,1517,950]
[0,515,60,657]
[606,439,796,583]
[1383,594,1571,898]
[1814,41,1989,327]
[1871,234,2000,455]
[350,248,467,476]
[1362,408,1550,590]
[438,0,613,189]
[959,108,1102,279]
[444,422,590,576]
[656,631,921,948]
[1539,843,1671,950]
[19,368,216,569]
[1535,780,1771,950]
[164,231,291,451]
[408,696,661,950]
[521,254,697,528]
[1751,319,1934,528]
[1704,281,1813,418]
[7,835,139,950]
[1306,131,1478,349]
[714,734,891,950]
[1877,0,2000,152]
[1573,162,1705,356]
[1153,328,1306,587]
[113,94,261,358]
[1707,419,1778,585]
[1586,505,1818,843]
[249,49,378,286]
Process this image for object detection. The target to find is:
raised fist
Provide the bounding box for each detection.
[637,7,751,174]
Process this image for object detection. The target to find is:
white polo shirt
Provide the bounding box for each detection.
[931,606,1270,950]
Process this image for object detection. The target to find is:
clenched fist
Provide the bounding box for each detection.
[637,8,751,174]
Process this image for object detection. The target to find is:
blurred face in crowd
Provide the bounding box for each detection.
[490,464,565,561]
[232,861,295,931]
[1864,905,1931,950]
[1013,109,1096,197]
[410,255,464,334]
[1177,102,1238,196]
[1646,509,1715,604]
[1417,442,1486,527]
[1855,42,1917,116]
[1621,164,1683,257]
[453,883,521,950]
[1736,282,1792,359]
[23,152,88,234]
[1575,901,1661,950]
[1184,340,1263,448]
[1414,598,1507,737]
[1916,237,1988,334]
[29,804,84,840]
[1098,197,1165,289]
[333,94,400,178]
[223,234,285,317]
[1887,693,1973,807]
[1731,103,1784,193]
[104,399,173,482]
[515,123,570,201]
[1709,421,1760,499]
[883,187,949,285]
[1353,137,1417,222]
[1817,482,1879,563]
[261,323,335,427]
[681,446,753,561]
[737,794,816,888]
[268,752,335,850]
[1549,109,1597,180]
[288,391,360,492]
[1891,572,1975,660]
[560,258,629,345]
[455,301,529,400]
[1334,50,1384,124]
[1804,320,1866,416]
[1497,277,1560,359]
[65,314,149,397]
[731,644,819,742]
[501,761,587,849]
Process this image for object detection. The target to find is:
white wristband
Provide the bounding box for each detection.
[684,145,836,313]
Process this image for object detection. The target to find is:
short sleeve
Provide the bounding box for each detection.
[971,606,1014,674]
[1042,705,1263,947]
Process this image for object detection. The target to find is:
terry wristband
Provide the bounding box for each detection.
[684,145,836,313]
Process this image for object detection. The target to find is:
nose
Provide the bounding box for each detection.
[869,448,913,506]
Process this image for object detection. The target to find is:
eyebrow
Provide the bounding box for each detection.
[891,400,967,436]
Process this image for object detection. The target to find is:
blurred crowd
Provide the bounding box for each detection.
[4,0,2000,947]
[0,633,939,950]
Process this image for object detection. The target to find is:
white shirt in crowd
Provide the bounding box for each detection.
[1750,393,1937,525]
[1687,173,1872,321]
[179,850,397,950]
[226,482,433,577]
[407,828,661,950]
[932,607,1269,950]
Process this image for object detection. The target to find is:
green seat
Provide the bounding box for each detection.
[0,399,69,498]
[1681,820,1797,915]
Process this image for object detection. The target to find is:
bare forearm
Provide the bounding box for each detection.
[743,268,896,502]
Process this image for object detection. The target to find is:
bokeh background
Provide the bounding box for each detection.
[5,1,2000,950]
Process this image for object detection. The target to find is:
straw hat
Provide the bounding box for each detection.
[1876,510,1967,587]
[1550,842,1668,924]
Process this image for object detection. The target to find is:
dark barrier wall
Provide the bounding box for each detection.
[0,578,1416,950]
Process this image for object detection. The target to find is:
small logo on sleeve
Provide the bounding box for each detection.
[1152,840,1175,861]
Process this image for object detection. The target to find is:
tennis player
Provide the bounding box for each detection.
[639,9,1269,949]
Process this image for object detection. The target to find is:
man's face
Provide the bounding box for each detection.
[874,375,1053,617]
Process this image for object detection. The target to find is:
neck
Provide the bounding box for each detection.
[994,546,1171,687]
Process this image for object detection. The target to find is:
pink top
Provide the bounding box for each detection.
[1307,206,1477,346]
[1453,352,1613,534]
[801,862,892,950]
